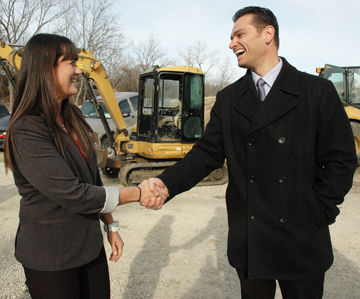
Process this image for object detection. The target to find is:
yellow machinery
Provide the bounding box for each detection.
[0,40,228,185]
[317,64,360,164]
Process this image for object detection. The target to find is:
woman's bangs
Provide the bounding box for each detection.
[61,41,79,62]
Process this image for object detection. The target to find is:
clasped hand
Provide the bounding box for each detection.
[138,178,169,210]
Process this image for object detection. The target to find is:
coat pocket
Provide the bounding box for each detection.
[306,187,327,229]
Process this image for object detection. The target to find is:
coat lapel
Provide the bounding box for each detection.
[62,132,95,184]
[235,58,300,136]
[234,71,262,121]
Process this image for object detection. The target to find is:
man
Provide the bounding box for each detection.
[144,6,357,299]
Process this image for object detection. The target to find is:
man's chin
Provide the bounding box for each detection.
[238,61,248,69]
[236,56,247,68]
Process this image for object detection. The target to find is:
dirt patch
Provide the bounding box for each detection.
[205,96,216,125]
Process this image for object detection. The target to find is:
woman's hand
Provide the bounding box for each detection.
[107,231,124,262]
[138,178,169,210]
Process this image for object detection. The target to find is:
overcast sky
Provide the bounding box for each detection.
[115,0,360,79]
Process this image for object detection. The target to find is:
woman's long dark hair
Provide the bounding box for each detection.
[4,33,95,172]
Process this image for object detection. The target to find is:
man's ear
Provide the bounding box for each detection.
[263,25,275,45]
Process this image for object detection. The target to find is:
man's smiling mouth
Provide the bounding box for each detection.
[235,49,245,57]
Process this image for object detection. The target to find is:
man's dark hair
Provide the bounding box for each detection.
[233,6,279,48]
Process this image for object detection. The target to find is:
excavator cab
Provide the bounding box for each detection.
[321,64,360,107]
[317,64,360,163]
[135,67,204,144]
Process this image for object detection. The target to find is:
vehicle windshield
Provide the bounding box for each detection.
[130,96,138,110]
[0,115,10,127]
[324,65,360,107]
[80,101,111,119]
[0,105,10,118]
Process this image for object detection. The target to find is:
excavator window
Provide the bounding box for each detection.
[138,77,154,137]
[324,65,360,107]
[157,74,182,142]
[349,69,360,106]
[182,74,204,140]
[332,73,346,101]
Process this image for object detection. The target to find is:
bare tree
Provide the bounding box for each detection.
[205,57,237,96]
[215,57,236,89]
[0,0,73,44]
[108,58,140,92]
[178,41,220,75]
[53,0,125,104]
[0,0,74,109]
[131,34,173,72]
[57,0,124,66]
[0,26,4,40]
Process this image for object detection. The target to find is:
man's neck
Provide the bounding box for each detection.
[251,55,280,77]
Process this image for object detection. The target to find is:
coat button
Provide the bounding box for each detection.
[248,139,255,146]
[279,177,285,183]
[250,176,255,183]
[280,217,287,223]
[278,137,286,144]
[250,212,255,219]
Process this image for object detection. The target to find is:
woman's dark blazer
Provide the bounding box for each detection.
[158,58,357,280]
[12,116,107,271]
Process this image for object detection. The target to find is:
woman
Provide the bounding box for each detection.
[4,33,165,298]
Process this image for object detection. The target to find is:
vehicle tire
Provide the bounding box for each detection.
[100,137,118,177]
[101,166,119,178]
[350,121,360,165]
[101,137,116,157]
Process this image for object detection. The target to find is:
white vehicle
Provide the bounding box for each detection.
[80,92,138,151]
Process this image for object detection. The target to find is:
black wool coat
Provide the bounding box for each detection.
[158,58,357,280]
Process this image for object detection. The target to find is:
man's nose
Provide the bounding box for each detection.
[229,39,236,50]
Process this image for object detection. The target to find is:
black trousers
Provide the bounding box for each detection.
[236,269,324,299]
[23,247,110,299]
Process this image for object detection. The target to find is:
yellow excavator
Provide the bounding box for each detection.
[317,65,360,164]
[0,40,228,186]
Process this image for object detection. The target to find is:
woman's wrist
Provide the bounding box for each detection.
[136,185,141,202]
[118,185,144,205]
[103,221,120,232]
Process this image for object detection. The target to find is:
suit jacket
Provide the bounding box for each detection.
[158,58,357,280]
[12,116,107,271]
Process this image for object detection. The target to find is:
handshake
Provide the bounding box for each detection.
[137,178,169,210]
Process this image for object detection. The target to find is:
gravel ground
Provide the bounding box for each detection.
[0,153,359,298]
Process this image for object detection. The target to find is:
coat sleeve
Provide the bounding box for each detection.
[12,119,107,214]
[158,94,225,198]
[314,80,357,225]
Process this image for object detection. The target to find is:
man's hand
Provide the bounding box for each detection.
[138,178,169,210]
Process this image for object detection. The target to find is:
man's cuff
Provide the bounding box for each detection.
[100,186,119,213]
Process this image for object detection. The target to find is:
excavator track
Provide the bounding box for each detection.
[118,162,228,187]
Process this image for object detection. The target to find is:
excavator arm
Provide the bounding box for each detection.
[76,48,130,145]
[0,41,22,88]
